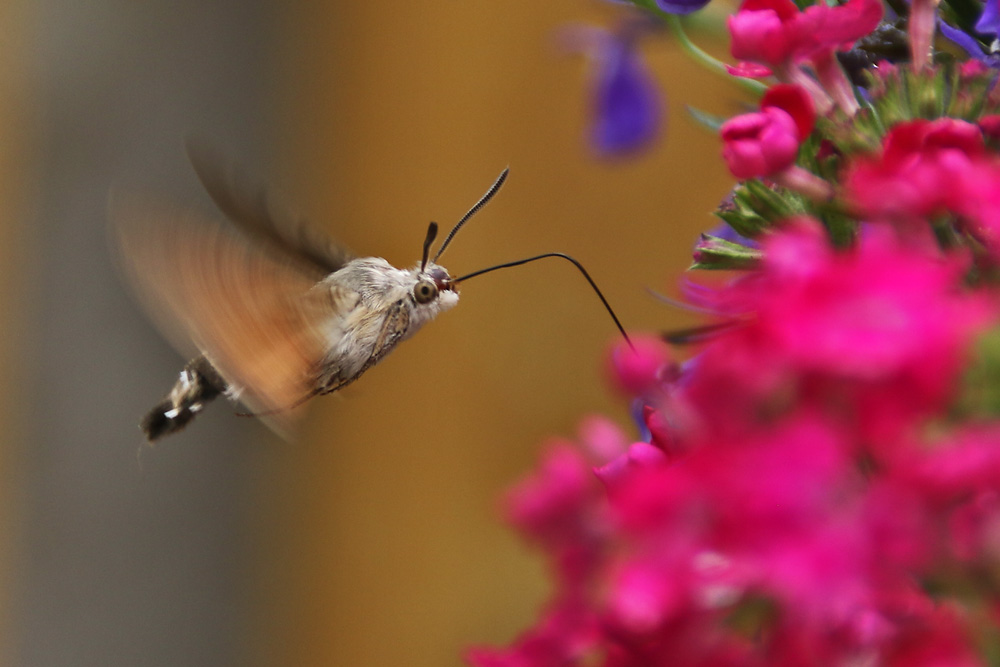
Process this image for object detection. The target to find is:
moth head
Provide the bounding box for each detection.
[413,264,458,304]
[406,168,508,316]
[410,261,459,313]
[413,220,459,311]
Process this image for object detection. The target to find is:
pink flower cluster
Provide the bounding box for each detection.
[719,0,881,195]
[468,222,997,666]
[728,0,881,73]
[468,0,1000,663]
[728,0,882,114]
[846,118,1000,257]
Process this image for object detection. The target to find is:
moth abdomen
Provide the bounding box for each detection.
[141,355,229,441]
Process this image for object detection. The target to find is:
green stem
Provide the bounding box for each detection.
[662,13,767,97]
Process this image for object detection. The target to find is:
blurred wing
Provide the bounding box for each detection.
[186,139,355,279]
[111,194,348,428]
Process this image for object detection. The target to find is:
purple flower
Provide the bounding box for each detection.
[939,19,1000,67]
[703,221,759,248]
[941,0,1000,70]
[977,0,1000,37]
[655,0,712,15]
[590,33,662,156]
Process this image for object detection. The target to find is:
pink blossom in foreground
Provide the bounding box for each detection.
[470,0,1000,661]
[606,334,671,396]
[683,219,991,443]
[469,221,1000,665]
[467,443,605,666]
[952,160,1000,254]
[978,114,1000,141]
[845,118,986,225]
[845,118,1000,258]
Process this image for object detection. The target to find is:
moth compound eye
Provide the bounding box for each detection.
[413,279,438,304]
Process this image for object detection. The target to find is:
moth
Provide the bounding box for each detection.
[113,144,630,441]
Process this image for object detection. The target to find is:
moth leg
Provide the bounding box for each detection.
[141,355,228,441]
[234,300,411,418]
[319,299,411,395]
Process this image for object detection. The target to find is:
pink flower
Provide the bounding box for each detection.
[948,491,1000,563]
[577,414,672,487]
[845,118,986,224]
[728,0,881,113]
[721,84,814,179]
[465,601,600,667]
[729,0,882,66]
[577,414,630,463]
[882,603,983,666]
[902,428,1000,502]
[725,61,773,78]
[952,160,1000,253]
[606,560,686,634]
[594,441,668,487]
[758,224,983,381]
[729,0,803,66]
[471,441,611,666]
[606,335,671,396]
[504,443,596,544]
[642,405,677,455]
[721,106,800,179]
[600,415,908,659]
[680,220,991,442]
[978,114,1000,141]
[844,118,1000,258]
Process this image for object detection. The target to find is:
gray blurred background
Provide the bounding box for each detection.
[14,1,274,665]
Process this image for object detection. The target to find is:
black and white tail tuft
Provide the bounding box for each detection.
[141,356,229,441]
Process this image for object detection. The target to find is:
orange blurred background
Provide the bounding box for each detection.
[0,1,740,665]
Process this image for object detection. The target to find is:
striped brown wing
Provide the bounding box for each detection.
[186,140,355,279]
[111,194,348,428]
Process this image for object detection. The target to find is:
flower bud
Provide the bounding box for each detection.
[607,335,672,396]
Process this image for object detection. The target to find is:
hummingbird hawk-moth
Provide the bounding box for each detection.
[113,144,630,441]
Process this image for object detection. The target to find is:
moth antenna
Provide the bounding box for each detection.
[432,167,509,263]
[453,252,634,349]
[421,221,439,272]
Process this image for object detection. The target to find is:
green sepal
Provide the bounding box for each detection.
[711,179,809,242]
[741,178,803,220]
[823,61,1000,159]
[715,207,770,240]
[690,233,763,270]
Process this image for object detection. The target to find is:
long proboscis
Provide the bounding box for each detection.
[453,252,634,349]
[432,167,509,264]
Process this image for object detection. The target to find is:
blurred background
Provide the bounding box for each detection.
[0,1,739,665]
